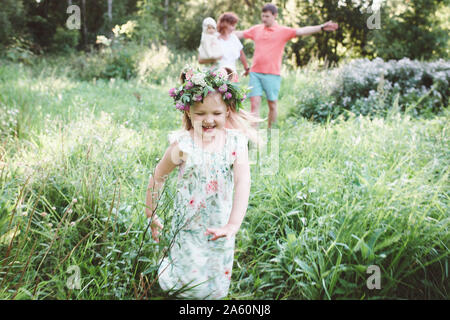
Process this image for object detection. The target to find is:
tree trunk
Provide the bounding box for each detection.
[163,0,169,31]
[107,0,113,25]
[81,0,88,50]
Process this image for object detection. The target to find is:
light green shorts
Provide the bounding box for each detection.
[249,72,281,101]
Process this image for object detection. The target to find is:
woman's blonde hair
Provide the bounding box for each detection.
[180,68,265,145]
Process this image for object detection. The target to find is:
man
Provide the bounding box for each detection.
[234,3,338,128]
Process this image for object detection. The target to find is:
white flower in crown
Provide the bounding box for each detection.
[191,72,207,87]
[216,68,228,79]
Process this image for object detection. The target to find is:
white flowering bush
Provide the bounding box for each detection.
[331,58,450,117]
[290,58,449,122]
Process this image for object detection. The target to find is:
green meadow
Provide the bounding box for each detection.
[0,56,448,299]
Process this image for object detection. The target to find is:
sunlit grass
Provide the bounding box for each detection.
[0,58,448,299]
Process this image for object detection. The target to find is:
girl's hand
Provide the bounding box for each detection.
[149,216,163,243]
[204,224,239,241]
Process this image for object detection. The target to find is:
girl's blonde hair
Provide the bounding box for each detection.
[179,68,265,145]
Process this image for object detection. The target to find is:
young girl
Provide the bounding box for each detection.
[145,65,261,299]
[198,17,223,61]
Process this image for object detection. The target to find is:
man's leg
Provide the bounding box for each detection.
[250,95,262,121]
[248,72,263,128]
[260,74,281,129]
[267,100,277,129]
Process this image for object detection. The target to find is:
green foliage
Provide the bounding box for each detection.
[289,57,450,122]
[50,27,80,54]
[331,58,450,117]
[368,0,449,60]
[2,37,36,65]
[0,0,25,45]
[0,52,448,300]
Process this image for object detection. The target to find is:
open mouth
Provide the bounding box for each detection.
[202,125,216,132]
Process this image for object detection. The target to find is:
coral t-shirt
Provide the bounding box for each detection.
[243,23,297,75]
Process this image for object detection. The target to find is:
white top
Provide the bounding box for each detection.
[217,33,243,72]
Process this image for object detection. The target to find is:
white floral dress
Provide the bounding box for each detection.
[158,128,248,299]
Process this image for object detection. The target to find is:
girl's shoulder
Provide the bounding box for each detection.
[168,130,193,154]
[226,128,248,145]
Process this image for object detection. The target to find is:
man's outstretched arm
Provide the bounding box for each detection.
[234,30,245,39]
[296,20,338,36]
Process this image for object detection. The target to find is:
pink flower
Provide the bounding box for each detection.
[218,84,227,93]
[185,69,194,80]
[188,198,195,207]
[194,94,203,102]
[206,180,218,194]
[175,102,185,110]
[175,102,190,111]
[185,81,194,90]
[169,87,177,97]
[232,151,236,157]
[224,92,232,99]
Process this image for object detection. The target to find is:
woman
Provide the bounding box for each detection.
[198,12,250,81]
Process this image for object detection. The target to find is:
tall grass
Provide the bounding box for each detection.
[0,57,448,299]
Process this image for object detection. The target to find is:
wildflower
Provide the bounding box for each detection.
[176,102,189,111]
[194,94,203,102]
[185,69,194,80]
[169,87,177,97]
[224,92,232,99]
[41,212,48,218]
[218,84,228,93]
[184,81,194,90]
[191,73,207,86]
[70,221,76,227]
[72,198,77,204]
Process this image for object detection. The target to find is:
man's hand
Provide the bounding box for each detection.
[322,20,339,32]
[205,224,239,241]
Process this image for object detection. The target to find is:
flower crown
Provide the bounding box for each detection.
[169,65,247,112]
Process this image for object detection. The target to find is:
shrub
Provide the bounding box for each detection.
[290,58,450,123]
[331,58,450,117]
[50,27,79,54]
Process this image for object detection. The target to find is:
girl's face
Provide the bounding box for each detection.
[189,91,229,138]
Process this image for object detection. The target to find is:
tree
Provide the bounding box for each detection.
[368,0,449,60]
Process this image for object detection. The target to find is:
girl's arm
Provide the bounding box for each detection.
[146,142,183,242]
[205,141,250,241]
